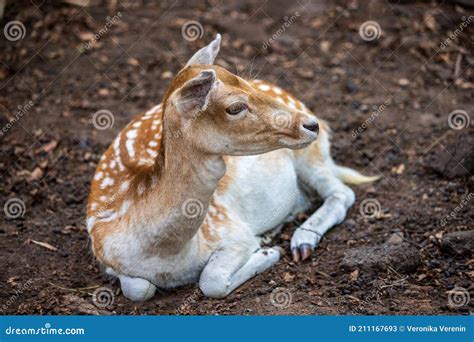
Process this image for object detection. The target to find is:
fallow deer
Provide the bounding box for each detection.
[87,34,379,301]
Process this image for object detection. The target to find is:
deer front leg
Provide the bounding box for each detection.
[292,166,355,261]
[199,242,282,298]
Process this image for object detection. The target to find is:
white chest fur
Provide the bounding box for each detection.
[219,150,306,235]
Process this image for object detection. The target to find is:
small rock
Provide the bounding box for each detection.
[387,232,404,244]
[29,167,44,181]
[341,242,420,273]
[398,78,410,86]
[441,230,474,255]
[161,71,173,79]
[283,272,295,282]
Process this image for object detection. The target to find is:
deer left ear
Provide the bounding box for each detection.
[185,34,221,67]
[173,69,217,116]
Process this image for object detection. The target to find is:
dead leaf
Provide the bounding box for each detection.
[29,167,43,181]
[349,269,359,282]
[282,272,295,282]
[36,140,58,154]
[27,239,58,252]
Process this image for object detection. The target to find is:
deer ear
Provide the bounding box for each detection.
[185,34,221,67]
[174,69,217,116]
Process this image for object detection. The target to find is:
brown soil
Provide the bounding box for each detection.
[1,0,473,315]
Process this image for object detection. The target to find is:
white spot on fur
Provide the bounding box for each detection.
[94,171,104,180]
[87,217,96,232]
[258,84,270,91]
[273,87,282,95]
[149,140,158,147]
[126,129,138,139]
[132,121,142,128]
[120,180,130,192]
[100,177,114,189]
[126,139,135,158]
[145,104,162,116]
[99,195,108,202]
[146,148,158,158]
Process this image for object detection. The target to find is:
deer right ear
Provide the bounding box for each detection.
[185,34,221,67]
[173,69,217,116]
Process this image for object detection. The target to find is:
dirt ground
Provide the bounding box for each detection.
[0,0,473,315]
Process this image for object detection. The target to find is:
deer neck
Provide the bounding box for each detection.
[144,123,226,255]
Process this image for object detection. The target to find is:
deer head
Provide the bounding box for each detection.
[162,34,319,156]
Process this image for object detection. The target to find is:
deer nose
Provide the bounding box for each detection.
[302,122,319,134]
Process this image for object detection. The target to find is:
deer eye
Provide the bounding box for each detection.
[226,102,248,116]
